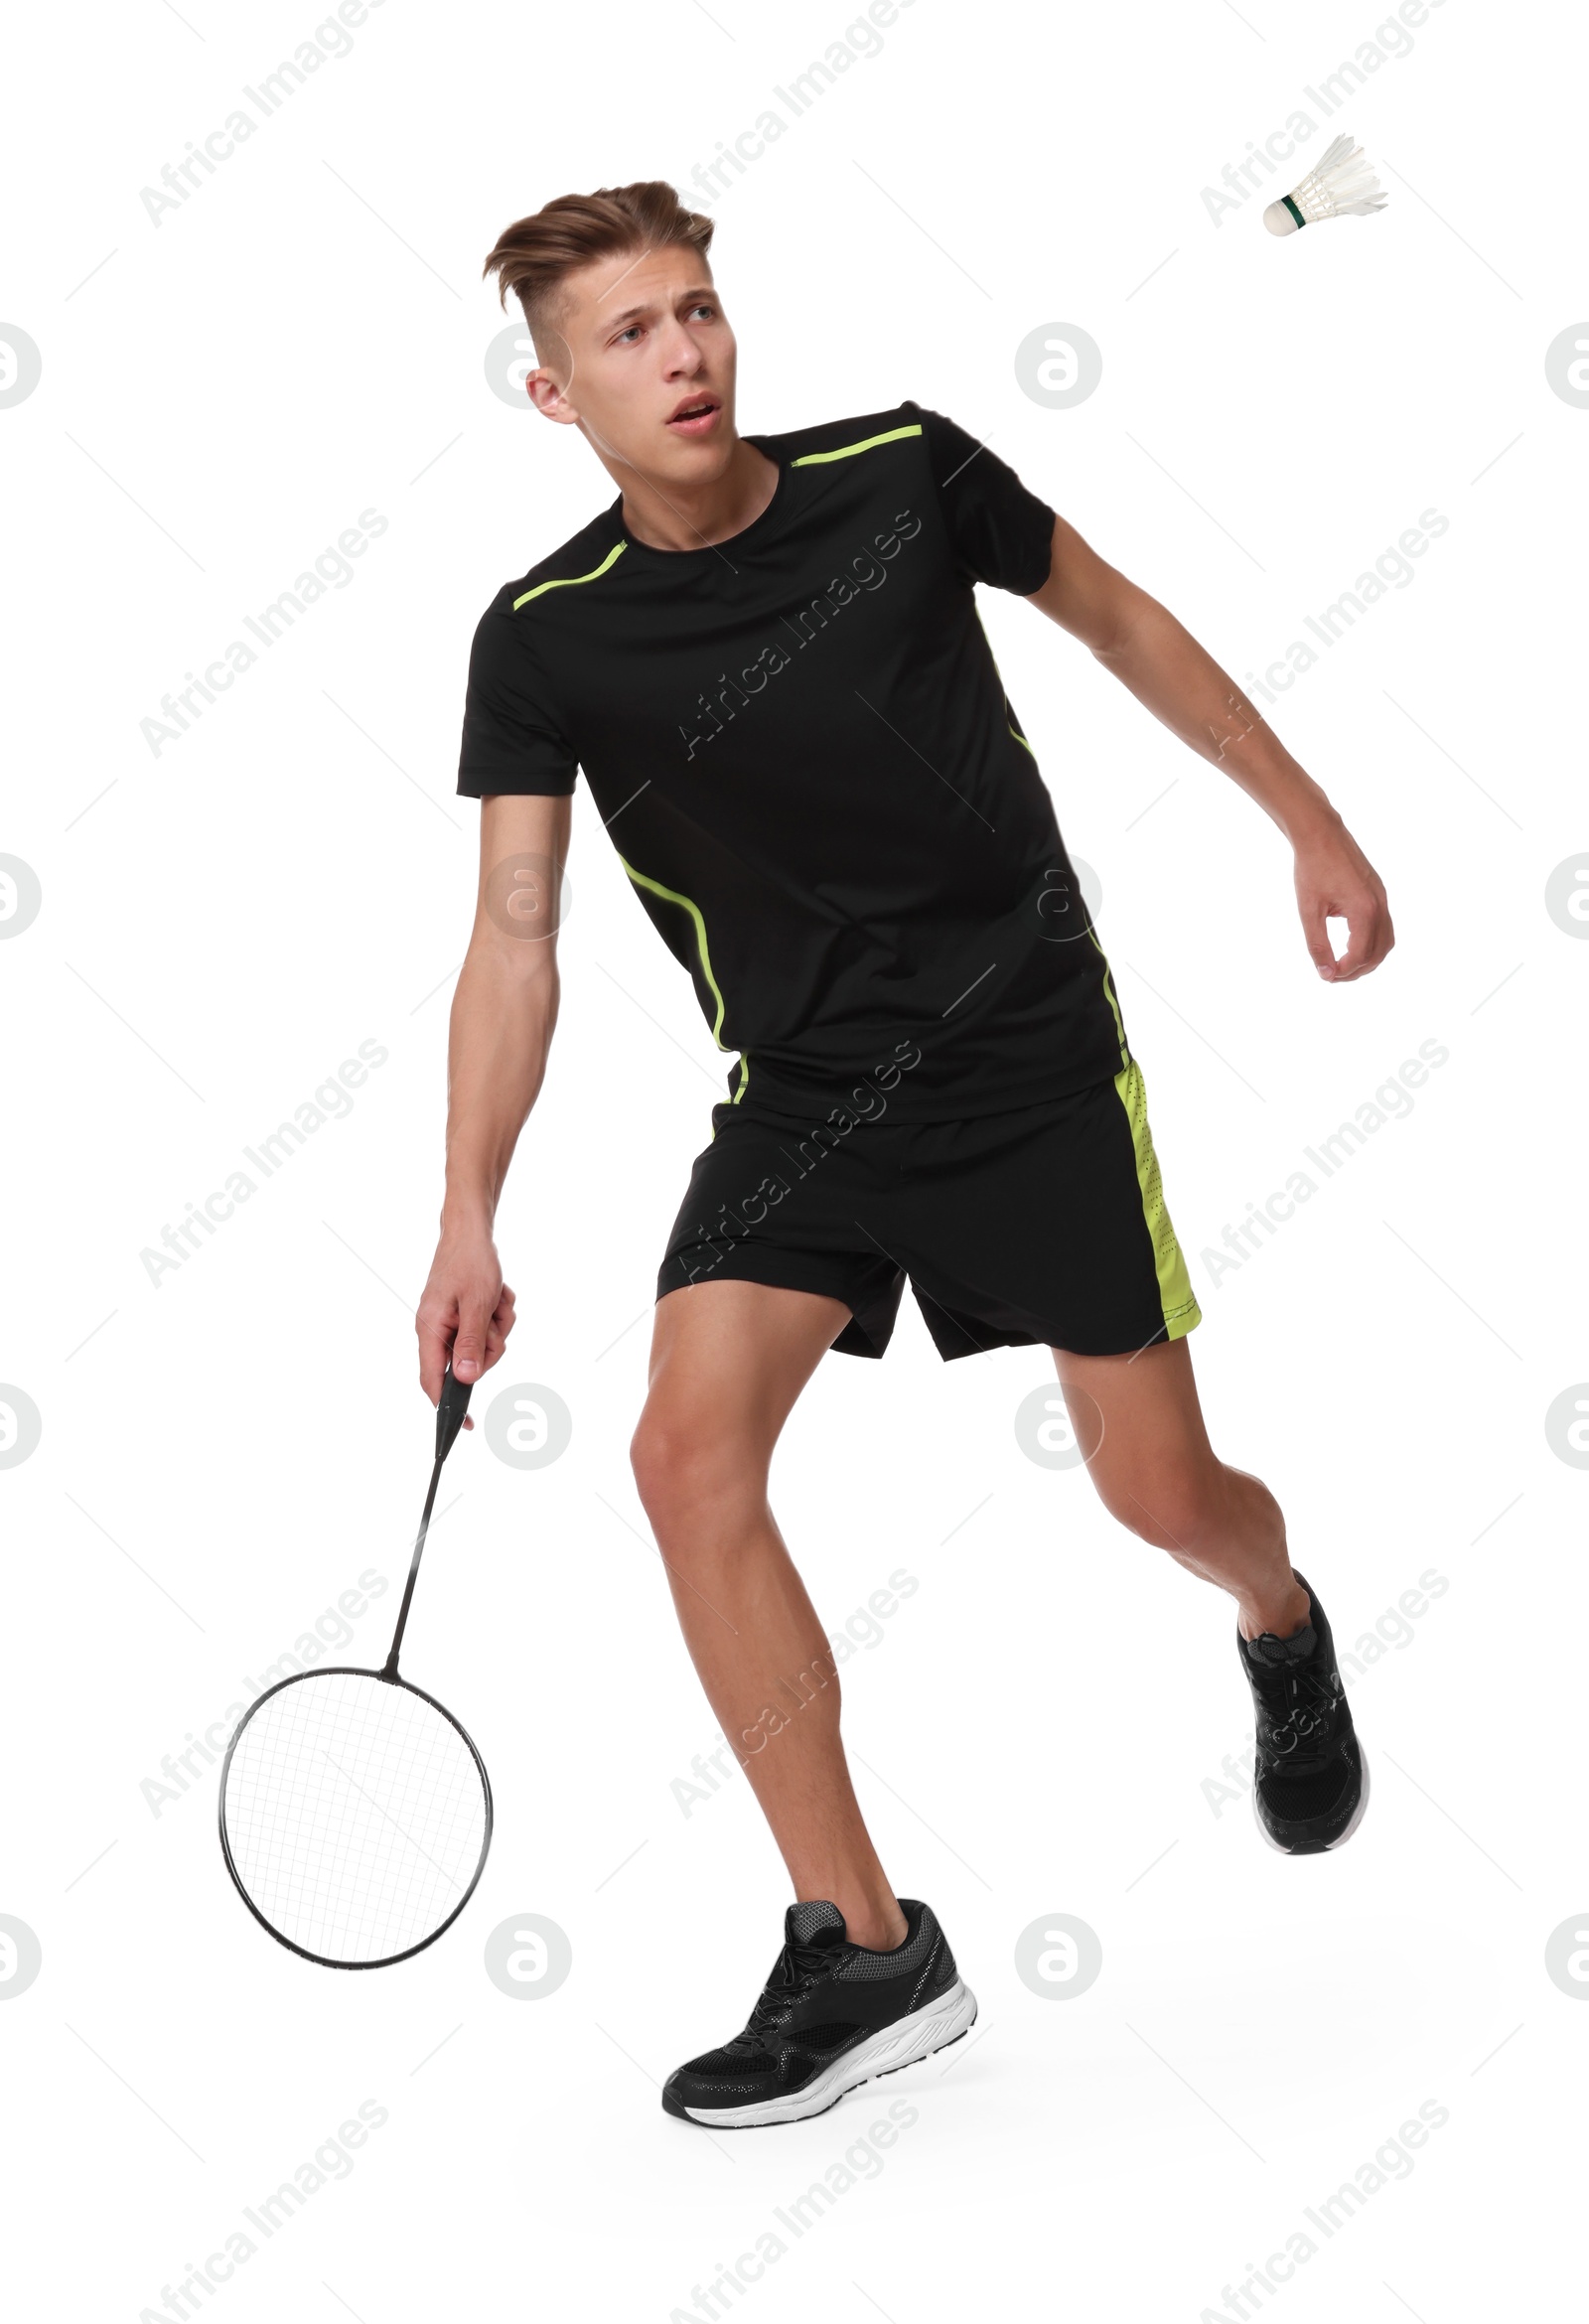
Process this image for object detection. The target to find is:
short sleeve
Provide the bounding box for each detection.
[903,401,1056,596]
[457,602,579,799]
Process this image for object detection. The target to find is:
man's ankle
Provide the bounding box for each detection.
[831,1893,910,1953]
[1239,1571,1313,1643]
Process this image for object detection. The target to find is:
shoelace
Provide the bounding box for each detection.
[1252,1653,1343,1773]
[735,1937,839,2048]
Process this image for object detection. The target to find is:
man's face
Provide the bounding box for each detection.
[527,245,738,487]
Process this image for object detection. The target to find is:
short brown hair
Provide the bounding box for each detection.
[483,180,715,359]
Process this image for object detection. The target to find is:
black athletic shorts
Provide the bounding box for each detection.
[655,1059,1203,1361]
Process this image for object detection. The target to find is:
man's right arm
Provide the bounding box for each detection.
[416,790,572,1410]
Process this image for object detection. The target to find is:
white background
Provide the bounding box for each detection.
[3,0,1585,2315]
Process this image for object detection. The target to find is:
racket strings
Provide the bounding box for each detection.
[222,1671,488,1964]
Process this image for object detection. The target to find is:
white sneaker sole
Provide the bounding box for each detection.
[1252,1745,1372,1854]
[679,1976,979,2128]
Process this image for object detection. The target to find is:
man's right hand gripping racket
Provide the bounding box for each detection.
[218,1363,492,1968]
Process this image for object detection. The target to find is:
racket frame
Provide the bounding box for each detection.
[217,1662,494,1970]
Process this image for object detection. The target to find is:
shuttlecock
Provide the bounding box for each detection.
[1264,132,1387,235]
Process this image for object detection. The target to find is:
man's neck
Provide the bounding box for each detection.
[616,435,780,554]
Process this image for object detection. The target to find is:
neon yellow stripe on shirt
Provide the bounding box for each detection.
[619,855,732,1048]
[791,423,923,467]
[513,540,628,610]
[620,857,750,1127]
[1086,926,1129,1070]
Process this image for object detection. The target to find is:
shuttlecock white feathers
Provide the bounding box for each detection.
[1264,132,1387,235]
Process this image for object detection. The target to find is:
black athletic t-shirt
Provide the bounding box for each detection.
[457,400,1130,1122]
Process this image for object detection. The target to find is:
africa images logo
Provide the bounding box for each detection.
[676,510,923,759]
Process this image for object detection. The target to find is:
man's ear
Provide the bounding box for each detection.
[526,366,579,425]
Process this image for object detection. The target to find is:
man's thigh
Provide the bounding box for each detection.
[645,1277,853,1455]
[1051,1337,1221,1504]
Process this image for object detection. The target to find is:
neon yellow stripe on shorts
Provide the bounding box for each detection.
[792,423,923,467]
[1112,1059,1201,1340]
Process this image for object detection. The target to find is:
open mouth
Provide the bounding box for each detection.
[666,397,721,433]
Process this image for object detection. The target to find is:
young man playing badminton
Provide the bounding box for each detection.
[420,181,1393,2129]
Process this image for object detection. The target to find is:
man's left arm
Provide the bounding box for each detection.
[1024,511,1393,983]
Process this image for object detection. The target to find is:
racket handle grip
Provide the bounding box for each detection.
[436,1359,475,1463]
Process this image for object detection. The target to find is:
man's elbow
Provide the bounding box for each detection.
[464,920,563,1004]
[1089,583,1168,669]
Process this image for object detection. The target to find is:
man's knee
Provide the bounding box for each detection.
[628,1408,690,1519]
[630,1404,751,1531]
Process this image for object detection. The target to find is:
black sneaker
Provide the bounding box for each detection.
[661,1898,976,2129]
[1238,1572,1369,1854]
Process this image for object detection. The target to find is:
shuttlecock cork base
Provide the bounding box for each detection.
[1264,131,1387,234]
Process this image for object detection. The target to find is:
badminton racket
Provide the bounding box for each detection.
[218,1361,492,1967]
